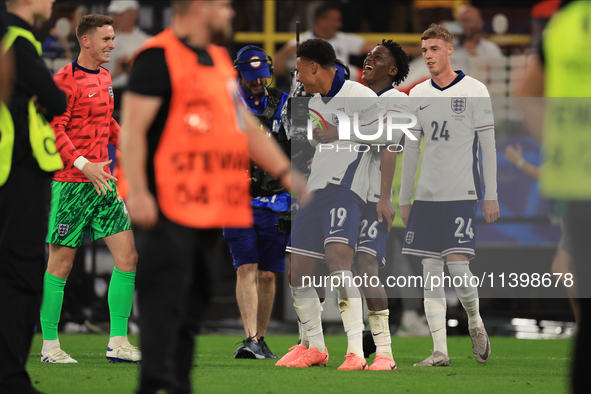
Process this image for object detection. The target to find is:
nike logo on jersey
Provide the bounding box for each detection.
[329,229,344,235]
[373,332,383,336]
[88,93,97,97]
[458,239,471,244]
[419,104,431,110]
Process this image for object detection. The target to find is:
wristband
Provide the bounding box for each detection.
[516,158,525,169]
[73,156,90,171]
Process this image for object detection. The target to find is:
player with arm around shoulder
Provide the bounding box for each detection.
[281,38,387,371]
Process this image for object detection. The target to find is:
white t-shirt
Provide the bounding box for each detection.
[286,30,365,79]
[400,72,497,204]
[103,27,151,89]
[307,80,383,201]
[366,87,409,203]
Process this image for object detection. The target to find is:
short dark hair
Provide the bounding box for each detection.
[296,38,336,68]
[314,2,341,21]
[421,23,454,44]
[379,39,410,86]
[76,14,113,41]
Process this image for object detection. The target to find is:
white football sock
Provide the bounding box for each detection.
[108,335,128,348]
[422,258,448,355]
[298,319,309,347]
[368,309,393,359]
[331,270,364,357]
[447,261,482,330]
[42,339,60,353]
[291,285,325,352]
[298,299,325,347]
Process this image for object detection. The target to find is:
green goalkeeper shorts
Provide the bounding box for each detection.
[46,180,132,247]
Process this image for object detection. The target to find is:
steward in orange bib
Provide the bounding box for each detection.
[135,27,253,228]
[118,2,306,393]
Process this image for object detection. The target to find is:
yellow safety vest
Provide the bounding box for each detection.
[540,1,591,199]
[0,26,62,186]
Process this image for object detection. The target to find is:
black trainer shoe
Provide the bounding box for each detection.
[258,337,278,359]
[234,336,265,359]
[363,330,377,358]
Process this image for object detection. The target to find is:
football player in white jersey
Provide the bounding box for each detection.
[281,38,384,371]
[307,39,412,371]
[354,40,410,371]
[399,24,500,367]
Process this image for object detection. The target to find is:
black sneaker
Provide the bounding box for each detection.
[363,330,377,358]
[258,337,278,359]
[234,336,265,359]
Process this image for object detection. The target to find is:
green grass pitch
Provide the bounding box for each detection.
[27,334,571,394]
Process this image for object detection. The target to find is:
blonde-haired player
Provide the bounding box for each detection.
[399,24,500,367]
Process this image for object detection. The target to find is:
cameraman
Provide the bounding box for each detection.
[226,46,290,360]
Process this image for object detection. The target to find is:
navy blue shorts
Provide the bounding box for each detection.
[223,208,288,272]
[286,184,365,259]
[402,200,477,259]
[355,202,388,267]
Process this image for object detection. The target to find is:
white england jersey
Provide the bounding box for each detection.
[307,80,383,201]
[400,71,497,204]
[367,87,409,203]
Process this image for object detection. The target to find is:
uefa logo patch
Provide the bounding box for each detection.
[451,98,466,114]
[405,231,414,244]
[58,223,69,237]
[108,85,114,98]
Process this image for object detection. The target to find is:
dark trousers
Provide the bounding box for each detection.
[567,201,591,394]
[0,165,51,394]
[135,218,218,394]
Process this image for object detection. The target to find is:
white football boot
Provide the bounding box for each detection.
[106,337,141,363]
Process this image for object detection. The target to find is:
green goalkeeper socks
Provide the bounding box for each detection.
[108,267,136,337]
[40,272,66,341]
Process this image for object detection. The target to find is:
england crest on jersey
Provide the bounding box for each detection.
[58,223,69,237]
[405,231,414,244]
[332,107,345,125]
[451,98,466,114]
[108,85,114,98]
